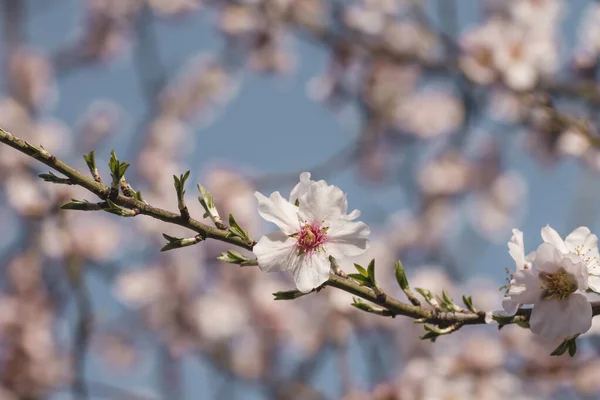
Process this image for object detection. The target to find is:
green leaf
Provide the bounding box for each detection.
[550,334,580,357]
[217,250,257,266]
[39,171,73,184]
[462,295,476,313]
[394,260,409,290]
[160,233,203,252]
[226,213,251,242]
[353,263,368,277]
[103,199,138,217]
[491,314,514,329]
[439,290,460,312]
[60,199,102,211]
[83,150,96,168]
[568,340,577,357]
[347,273,372,286]
[420,325,441,342]
[415,288,438,307]
[173,171,190,197]
[366,259,375,283]
[108,150,130,186]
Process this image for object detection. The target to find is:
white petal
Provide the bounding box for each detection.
[565,226,592,249]
[566,227,600,270]
[253,231,298,272]
[300,181,348,222]
[501,298,520,316]
[508,229,526,270]
[324,219,370,259]
[255,191,299,235]
[530,293,592,339]
[292,252,331,293]
[345,209,361,220]
[534,242,563,273]
[508,269,543,304]
[541,225,568,254]
[289,172,313,203]
[588,275,600,293]
[525,251,536,263]
[558,255,588,291]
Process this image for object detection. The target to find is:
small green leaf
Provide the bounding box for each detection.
[462,295,477,313]
[550,334,580,357]
[160,233,203,252]
[217,250,256,266]
[83,150,95,167]
[367,259,375,282]
[39,171,73,185]
[353,263,368,277]
[347,273,371,286]
[415,288,438,307]
[394,260,409,290]
[226,213,252,242]
[439,290,460,312]
[61,199,102,211]
[568,340,577,357]
[108,150,130,188]
[103,199,138,217]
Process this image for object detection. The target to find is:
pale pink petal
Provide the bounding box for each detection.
[289,172,313,203]
[530,293,592,339]
[255,191,299,235]
[292,252,331,293]
[588,275,600,293]
[501,298,520,316]
[324,219,370,259]
[558,256,588,291]
[508,228,526,270]
[534,242,563,273]
[300,181,348,222]
[541,225,569,254]
[345,209,361,220]
[253,231,298,272]
[508,269,543,304]
[565,227,600,270]
[565,227,593,250]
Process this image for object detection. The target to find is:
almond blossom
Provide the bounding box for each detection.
[541,225,600,293]
[501,229,536,315]
[503,241,592,339]
[253,172,370,292]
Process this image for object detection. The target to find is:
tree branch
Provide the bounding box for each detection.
[0,128,254,251]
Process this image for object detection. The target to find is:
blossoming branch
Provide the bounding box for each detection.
[4,126,600,358]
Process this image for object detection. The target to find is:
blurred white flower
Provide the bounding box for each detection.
[254,172,370,292]
[394,89,464,138]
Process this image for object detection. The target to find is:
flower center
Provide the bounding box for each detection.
[539,268,577,301]
[295,222,328,255]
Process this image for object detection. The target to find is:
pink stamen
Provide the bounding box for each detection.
[296,221,327,254]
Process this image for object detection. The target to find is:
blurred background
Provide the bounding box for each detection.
[1,0,600,399]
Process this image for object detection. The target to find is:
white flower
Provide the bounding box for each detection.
[505,242,592,339]
[253,173,370,292]
[501,229,536,315]
[541,225,600,293]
